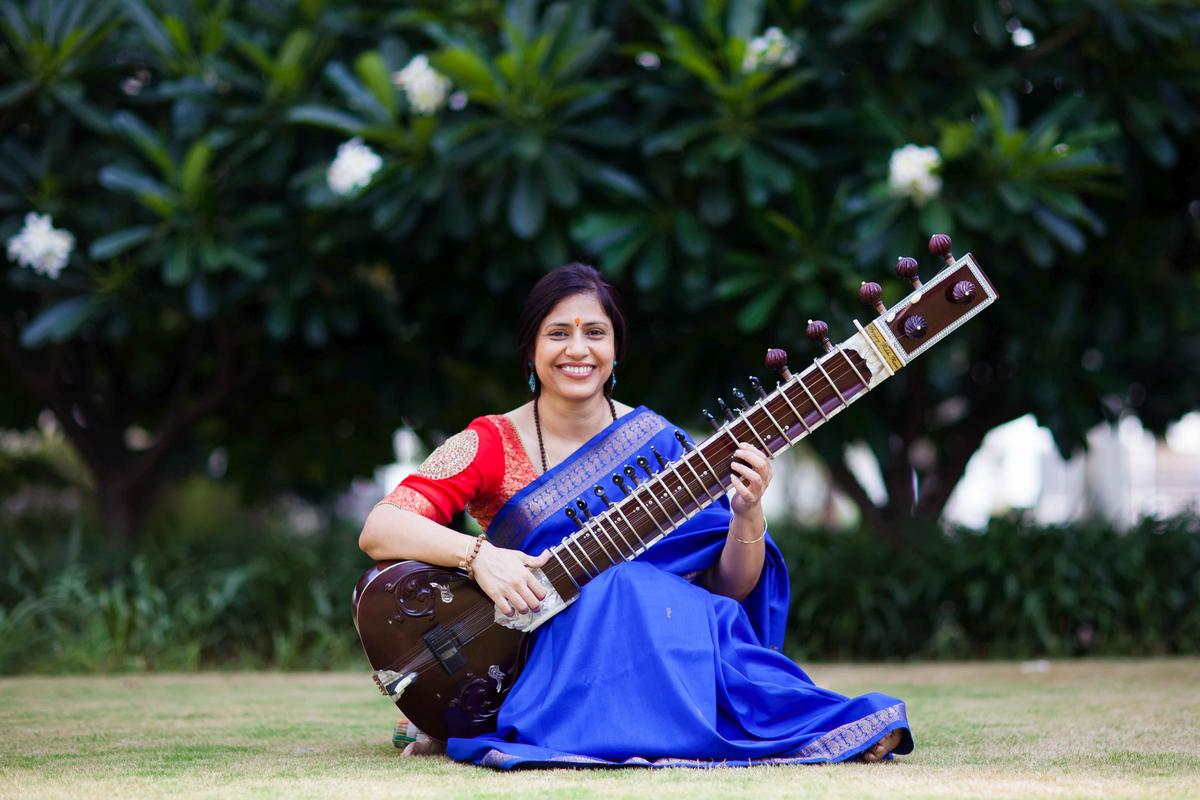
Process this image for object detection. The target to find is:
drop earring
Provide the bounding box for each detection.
[610,359,618,390]
[527,361,537,394]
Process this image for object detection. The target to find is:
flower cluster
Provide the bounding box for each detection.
[392,55,452,115]
[326,137,383,196]
[6,213,75,279]
[887,145,943,206]
[742,27,798,73]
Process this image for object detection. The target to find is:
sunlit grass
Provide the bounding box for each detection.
[2,659,1197,798]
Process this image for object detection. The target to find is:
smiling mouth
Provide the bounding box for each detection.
[558,364,596,377]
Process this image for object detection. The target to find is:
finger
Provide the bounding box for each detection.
[516,582,542,613]
[730,475,754,503]
[531,550,552,567]
[525,573,547,602]
[737,443,769,466]
[494,596,514,617]
[731,460,763,488]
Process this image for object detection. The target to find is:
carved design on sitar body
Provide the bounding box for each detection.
[392,567,458,619]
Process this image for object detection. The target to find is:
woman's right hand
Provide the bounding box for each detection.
[471,543,551,616]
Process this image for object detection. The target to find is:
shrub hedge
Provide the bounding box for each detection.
[2,512,1196,673]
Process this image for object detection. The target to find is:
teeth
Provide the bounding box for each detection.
[561,365,594,376]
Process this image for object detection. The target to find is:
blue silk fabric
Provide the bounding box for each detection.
[445,407,913,769]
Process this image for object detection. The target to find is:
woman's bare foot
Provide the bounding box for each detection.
[860,729,903,763]
[400,737,446,756]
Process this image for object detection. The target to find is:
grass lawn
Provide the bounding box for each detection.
[1,658,1197,799]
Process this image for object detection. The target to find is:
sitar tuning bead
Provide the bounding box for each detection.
[593,484,613,508]
[895,256,922,290]
[765,348,793,381]
[564,506,583,530]
[635,455,653,478]
[859,281,886,315]
[611,473,630,496]
[749,376,767,400]
[674,429,694,451]
[732,387,750,410]
[929,233,955,266]
[717,397,736,423]
[702,409,720,431]
[805,319,833,354]
[623,464,639,485]
[575,498,591,520]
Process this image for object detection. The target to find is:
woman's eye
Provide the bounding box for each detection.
[587,329,606,336]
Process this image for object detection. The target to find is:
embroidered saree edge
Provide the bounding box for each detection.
[475,702,909,769]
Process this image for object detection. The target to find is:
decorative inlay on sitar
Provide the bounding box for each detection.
[352,235,999,742]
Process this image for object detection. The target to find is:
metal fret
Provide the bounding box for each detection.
[795,374,829,421]
[759,401,793,447]
[836,344,870,385]
[651,473,689,519]
[562,537,593,577]
[679,457,718,502]
[588,525,617,565]
[549,546,581,591]
[814,358,847,406]
[576,535,603,574]
[629,492,668,537]
[607,504,642,553]
[777,381,812,434]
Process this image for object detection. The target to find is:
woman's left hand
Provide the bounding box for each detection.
[729,442,772,516]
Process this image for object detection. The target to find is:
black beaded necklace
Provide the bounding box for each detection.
[533,395,618,473]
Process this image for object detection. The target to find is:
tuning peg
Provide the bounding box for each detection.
[902,315,929,340]
[623,464,639,485]
[929,233,955,266]
[765,348,793,381]
[575,498,592,520]
[612,473,630,496]
[565,506,584,530]
[749,376,767,400]
[674,430,694,450]
[651,445,669,470]
[949,280,976,304]
[702,409,720,431]
[593,484,613,509]
[717,397,736,423]
[635,455,653,478]
[859,281,886,315]
[805,319,833,354]
[732,387,751,410]
[895,256,922,290]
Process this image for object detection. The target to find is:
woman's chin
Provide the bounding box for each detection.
[546,380,602,401]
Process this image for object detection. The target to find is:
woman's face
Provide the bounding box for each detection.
[533,293,616,403]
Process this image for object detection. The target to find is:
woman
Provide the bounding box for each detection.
[358,263,912,768]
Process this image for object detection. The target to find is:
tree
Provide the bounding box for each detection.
[2,0,1197,543]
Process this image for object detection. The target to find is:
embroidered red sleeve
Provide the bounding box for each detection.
[377,418,503,525]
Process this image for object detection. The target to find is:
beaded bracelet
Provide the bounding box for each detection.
[460,536,485,579]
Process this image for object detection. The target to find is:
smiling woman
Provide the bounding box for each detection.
[357,263,911,768]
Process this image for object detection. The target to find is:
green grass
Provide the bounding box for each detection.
[2,659,1197,798]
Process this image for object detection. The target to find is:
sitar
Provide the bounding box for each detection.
[352,234,998,742]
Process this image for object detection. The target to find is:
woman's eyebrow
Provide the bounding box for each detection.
[544,320,610,328]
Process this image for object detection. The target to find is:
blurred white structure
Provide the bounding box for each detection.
[344,413,1200,530]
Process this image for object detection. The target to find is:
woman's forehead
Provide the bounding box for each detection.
[543,293,609,325]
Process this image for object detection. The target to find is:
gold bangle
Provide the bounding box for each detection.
[732,516,768,545]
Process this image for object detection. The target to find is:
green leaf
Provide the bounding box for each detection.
[88,225,156,260]
[20,297,99,347]
[285,104,368,133]
[540,151,580,207]
[586,165,650,202]
[633,238,669,290]
[355,51,398,117]
[112,111,175,180]
[163,242,193,285]
[1031,205,1086,253]
[937,121,975,160]
[179,140,211,201]
[508,167,545,239]
[737,283,784,331]
[432,47,500,103]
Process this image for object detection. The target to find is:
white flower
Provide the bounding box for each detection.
[1011,26,1036,48]
[392,55,451,115]
[635,51,661,70]
[742,27,798,73]
[6,213,74,279]
[887,144,943,206]
[326,137,383,196]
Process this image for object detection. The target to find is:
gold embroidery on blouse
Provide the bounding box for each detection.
[376,486,437,519]
[414,429,479,481]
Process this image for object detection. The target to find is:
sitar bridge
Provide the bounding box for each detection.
[422,624,468,675]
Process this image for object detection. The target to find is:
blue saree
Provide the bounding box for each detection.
[445,407,914,768]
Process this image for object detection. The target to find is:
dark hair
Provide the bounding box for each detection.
[517,263,627,396]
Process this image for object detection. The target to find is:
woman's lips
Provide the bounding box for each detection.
[557,364,596,379]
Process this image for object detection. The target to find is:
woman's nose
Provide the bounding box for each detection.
[565,332,589,356]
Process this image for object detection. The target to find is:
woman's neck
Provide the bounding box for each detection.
[535,392,614,444]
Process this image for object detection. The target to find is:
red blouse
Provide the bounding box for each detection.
[378,415,539,533]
